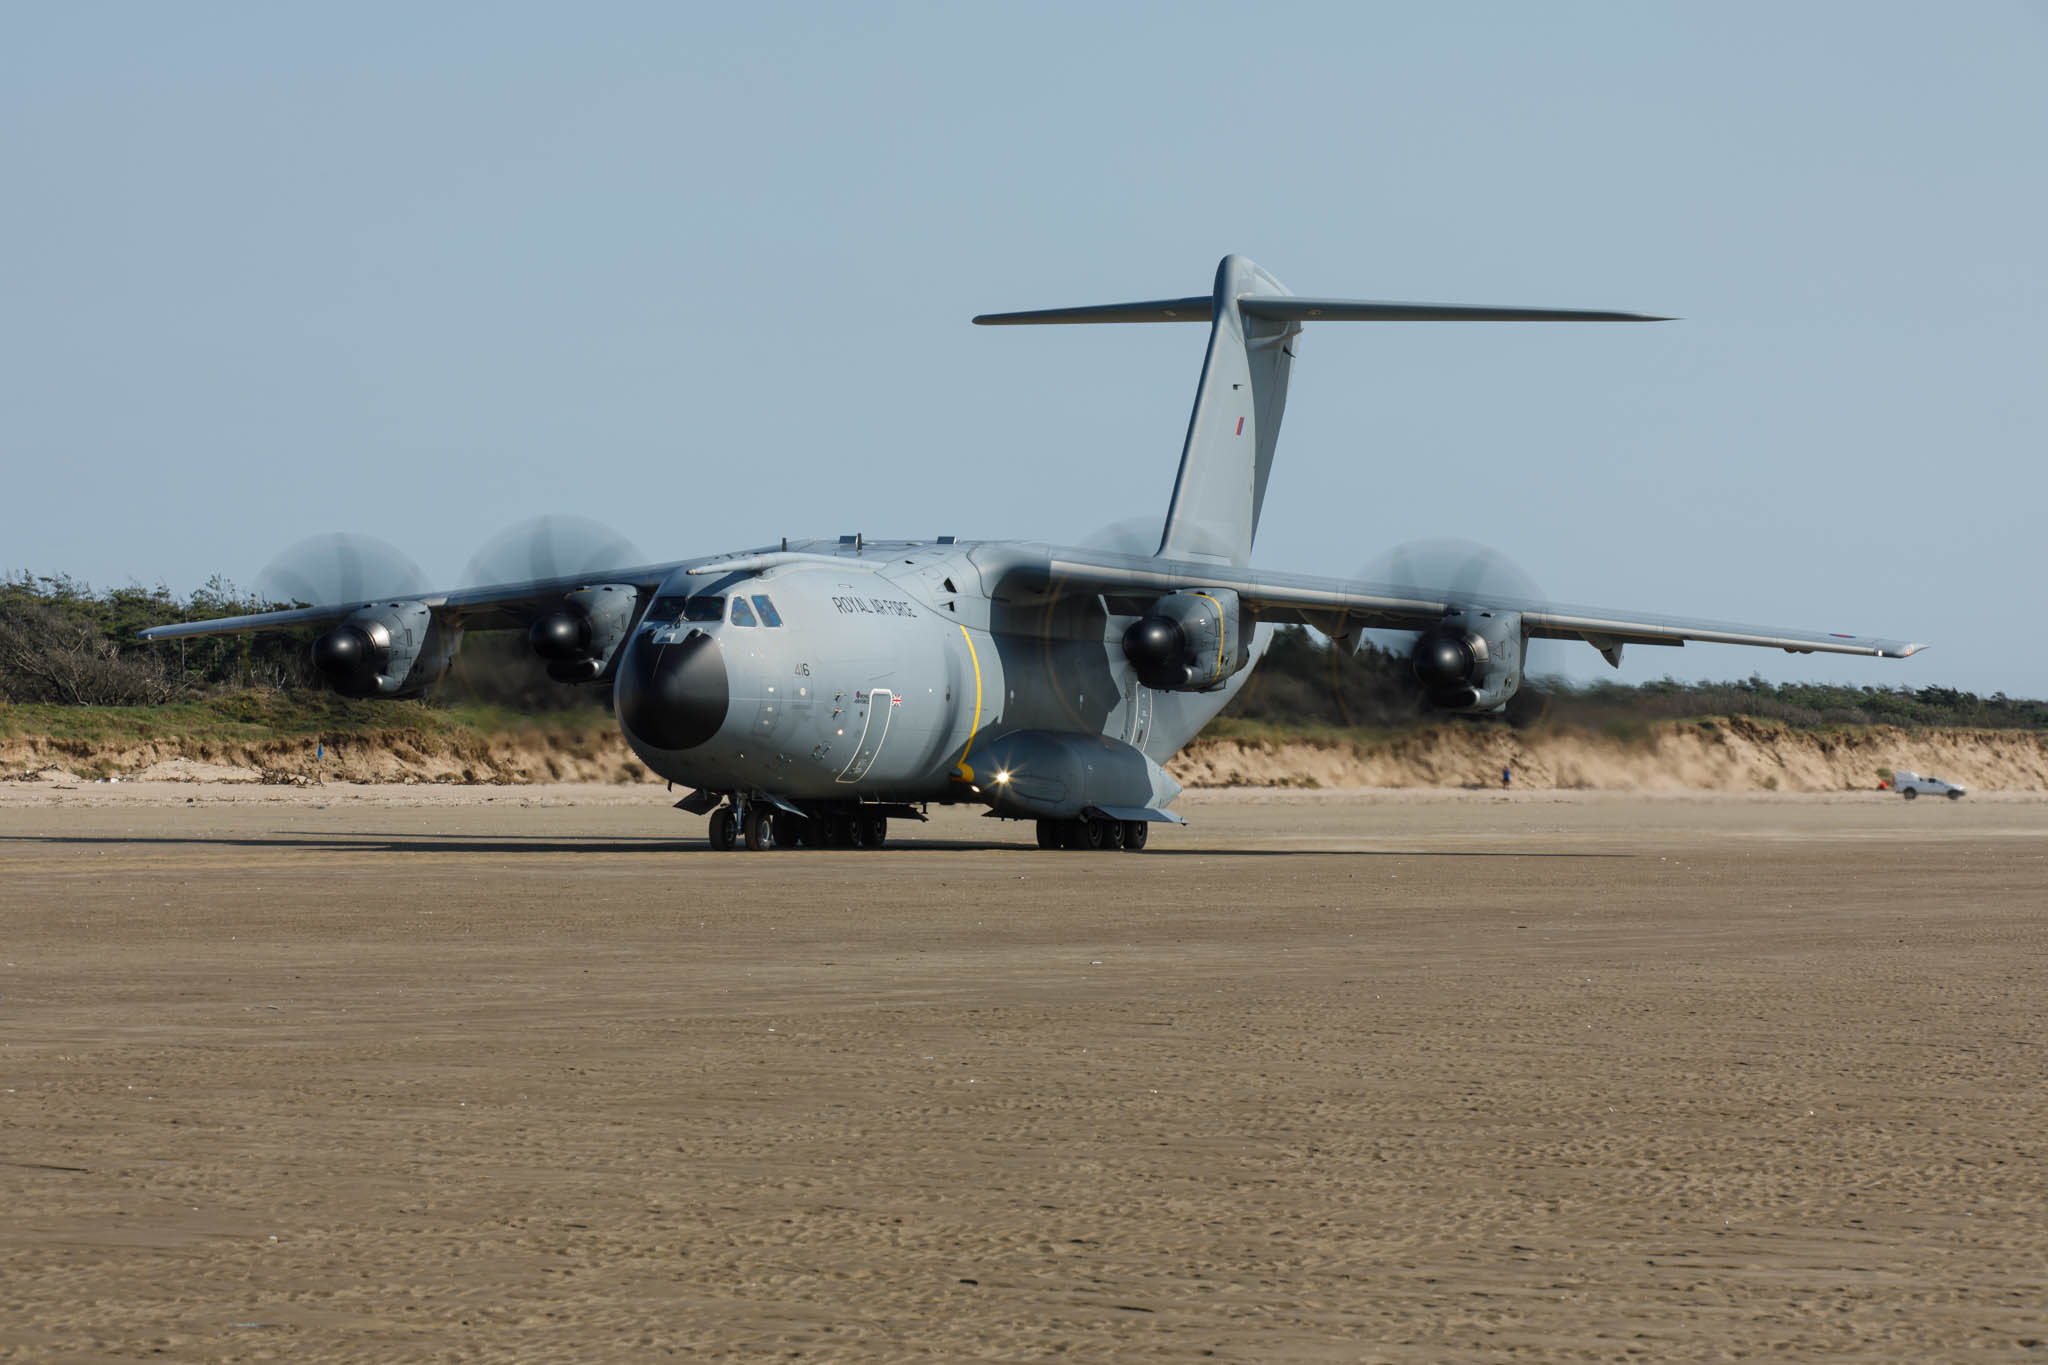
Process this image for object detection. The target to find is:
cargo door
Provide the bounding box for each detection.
[836,689,895,784]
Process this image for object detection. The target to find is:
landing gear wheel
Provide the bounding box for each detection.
[1097,818,1125,851]
[744,805,780,851]
[1902,787,1918,800]
[1074,819,1108,851]
[824,813,853,847]
[853,813,888,848]
[708,808,738,851]
[1120,820,1148,851]
[1035,819,1063,850]
[1947,789,1962,800]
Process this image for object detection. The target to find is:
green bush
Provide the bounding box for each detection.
[1219,628,2044,733]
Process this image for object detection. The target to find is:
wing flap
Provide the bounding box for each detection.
[1036,546,1926,660]
[138,561,690,642]
[139,604,361,641]
[1523,610,1924,657]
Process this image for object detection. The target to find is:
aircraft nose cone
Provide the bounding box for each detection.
[617,630,729,750]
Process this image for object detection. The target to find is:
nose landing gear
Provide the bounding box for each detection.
[703,800,904,850]
[744,805,781,851]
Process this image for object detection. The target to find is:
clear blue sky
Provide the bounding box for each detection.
[4,3,2042,693]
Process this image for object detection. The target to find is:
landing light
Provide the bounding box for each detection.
[995,770,1012,784]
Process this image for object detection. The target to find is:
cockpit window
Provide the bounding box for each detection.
[681,596,725,622]
[752,595,783,627]
[729,597,758,627]
[644,595,688,624]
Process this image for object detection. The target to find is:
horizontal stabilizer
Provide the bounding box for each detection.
[1239,297,1671,324]
[974,297,1213,325]
[974,295,1669,326]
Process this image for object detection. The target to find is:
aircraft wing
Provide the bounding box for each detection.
[136,560,692,641]
[1033,546,1926,660]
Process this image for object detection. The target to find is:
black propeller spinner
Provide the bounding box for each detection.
[1121,615,1191,689]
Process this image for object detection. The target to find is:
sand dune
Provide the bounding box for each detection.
[1175,718,2048,793]
[6,714,2046,792]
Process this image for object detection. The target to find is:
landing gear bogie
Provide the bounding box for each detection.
[1037,816,1151,851]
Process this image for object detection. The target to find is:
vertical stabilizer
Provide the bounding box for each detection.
[1156,255,1296,566]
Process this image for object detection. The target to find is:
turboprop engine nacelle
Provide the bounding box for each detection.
[1121,588,1250,692]
[1412,608,1525,713]
[311,600,453,698]
[528,583,639,683]
[970,730,1183,822]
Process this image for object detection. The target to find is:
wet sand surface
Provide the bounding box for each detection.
[2,785,2045,1362]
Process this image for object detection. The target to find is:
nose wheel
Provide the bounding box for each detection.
[706,803,888,850]
[744,805,781,851]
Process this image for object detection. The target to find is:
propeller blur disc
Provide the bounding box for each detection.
[1351,537,1554,719]
[463,516,644,590]
[256,533,429,608]
[1078,517,1163,557]
[1358,536,1543,608]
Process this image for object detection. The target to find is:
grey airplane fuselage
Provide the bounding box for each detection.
[614,540,1266,804]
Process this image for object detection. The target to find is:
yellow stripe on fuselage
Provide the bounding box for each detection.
[1192,592,1226,683]
[954,623,984,782]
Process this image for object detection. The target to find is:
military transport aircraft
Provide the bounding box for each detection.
[141,256,1924,852]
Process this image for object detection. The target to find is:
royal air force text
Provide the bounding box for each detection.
[831,596,918,618]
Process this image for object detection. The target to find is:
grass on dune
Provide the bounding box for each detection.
[0,692,612,747]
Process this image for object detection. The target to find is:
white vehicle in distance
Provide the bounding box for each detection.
[1893,770,1966,800]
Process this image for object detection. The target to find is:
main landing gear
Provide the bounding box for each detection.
[705,801,891,851]
[1036,817,1149,852]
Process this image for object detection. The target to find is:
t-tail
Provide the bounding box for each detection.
[975,254,1668,567]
